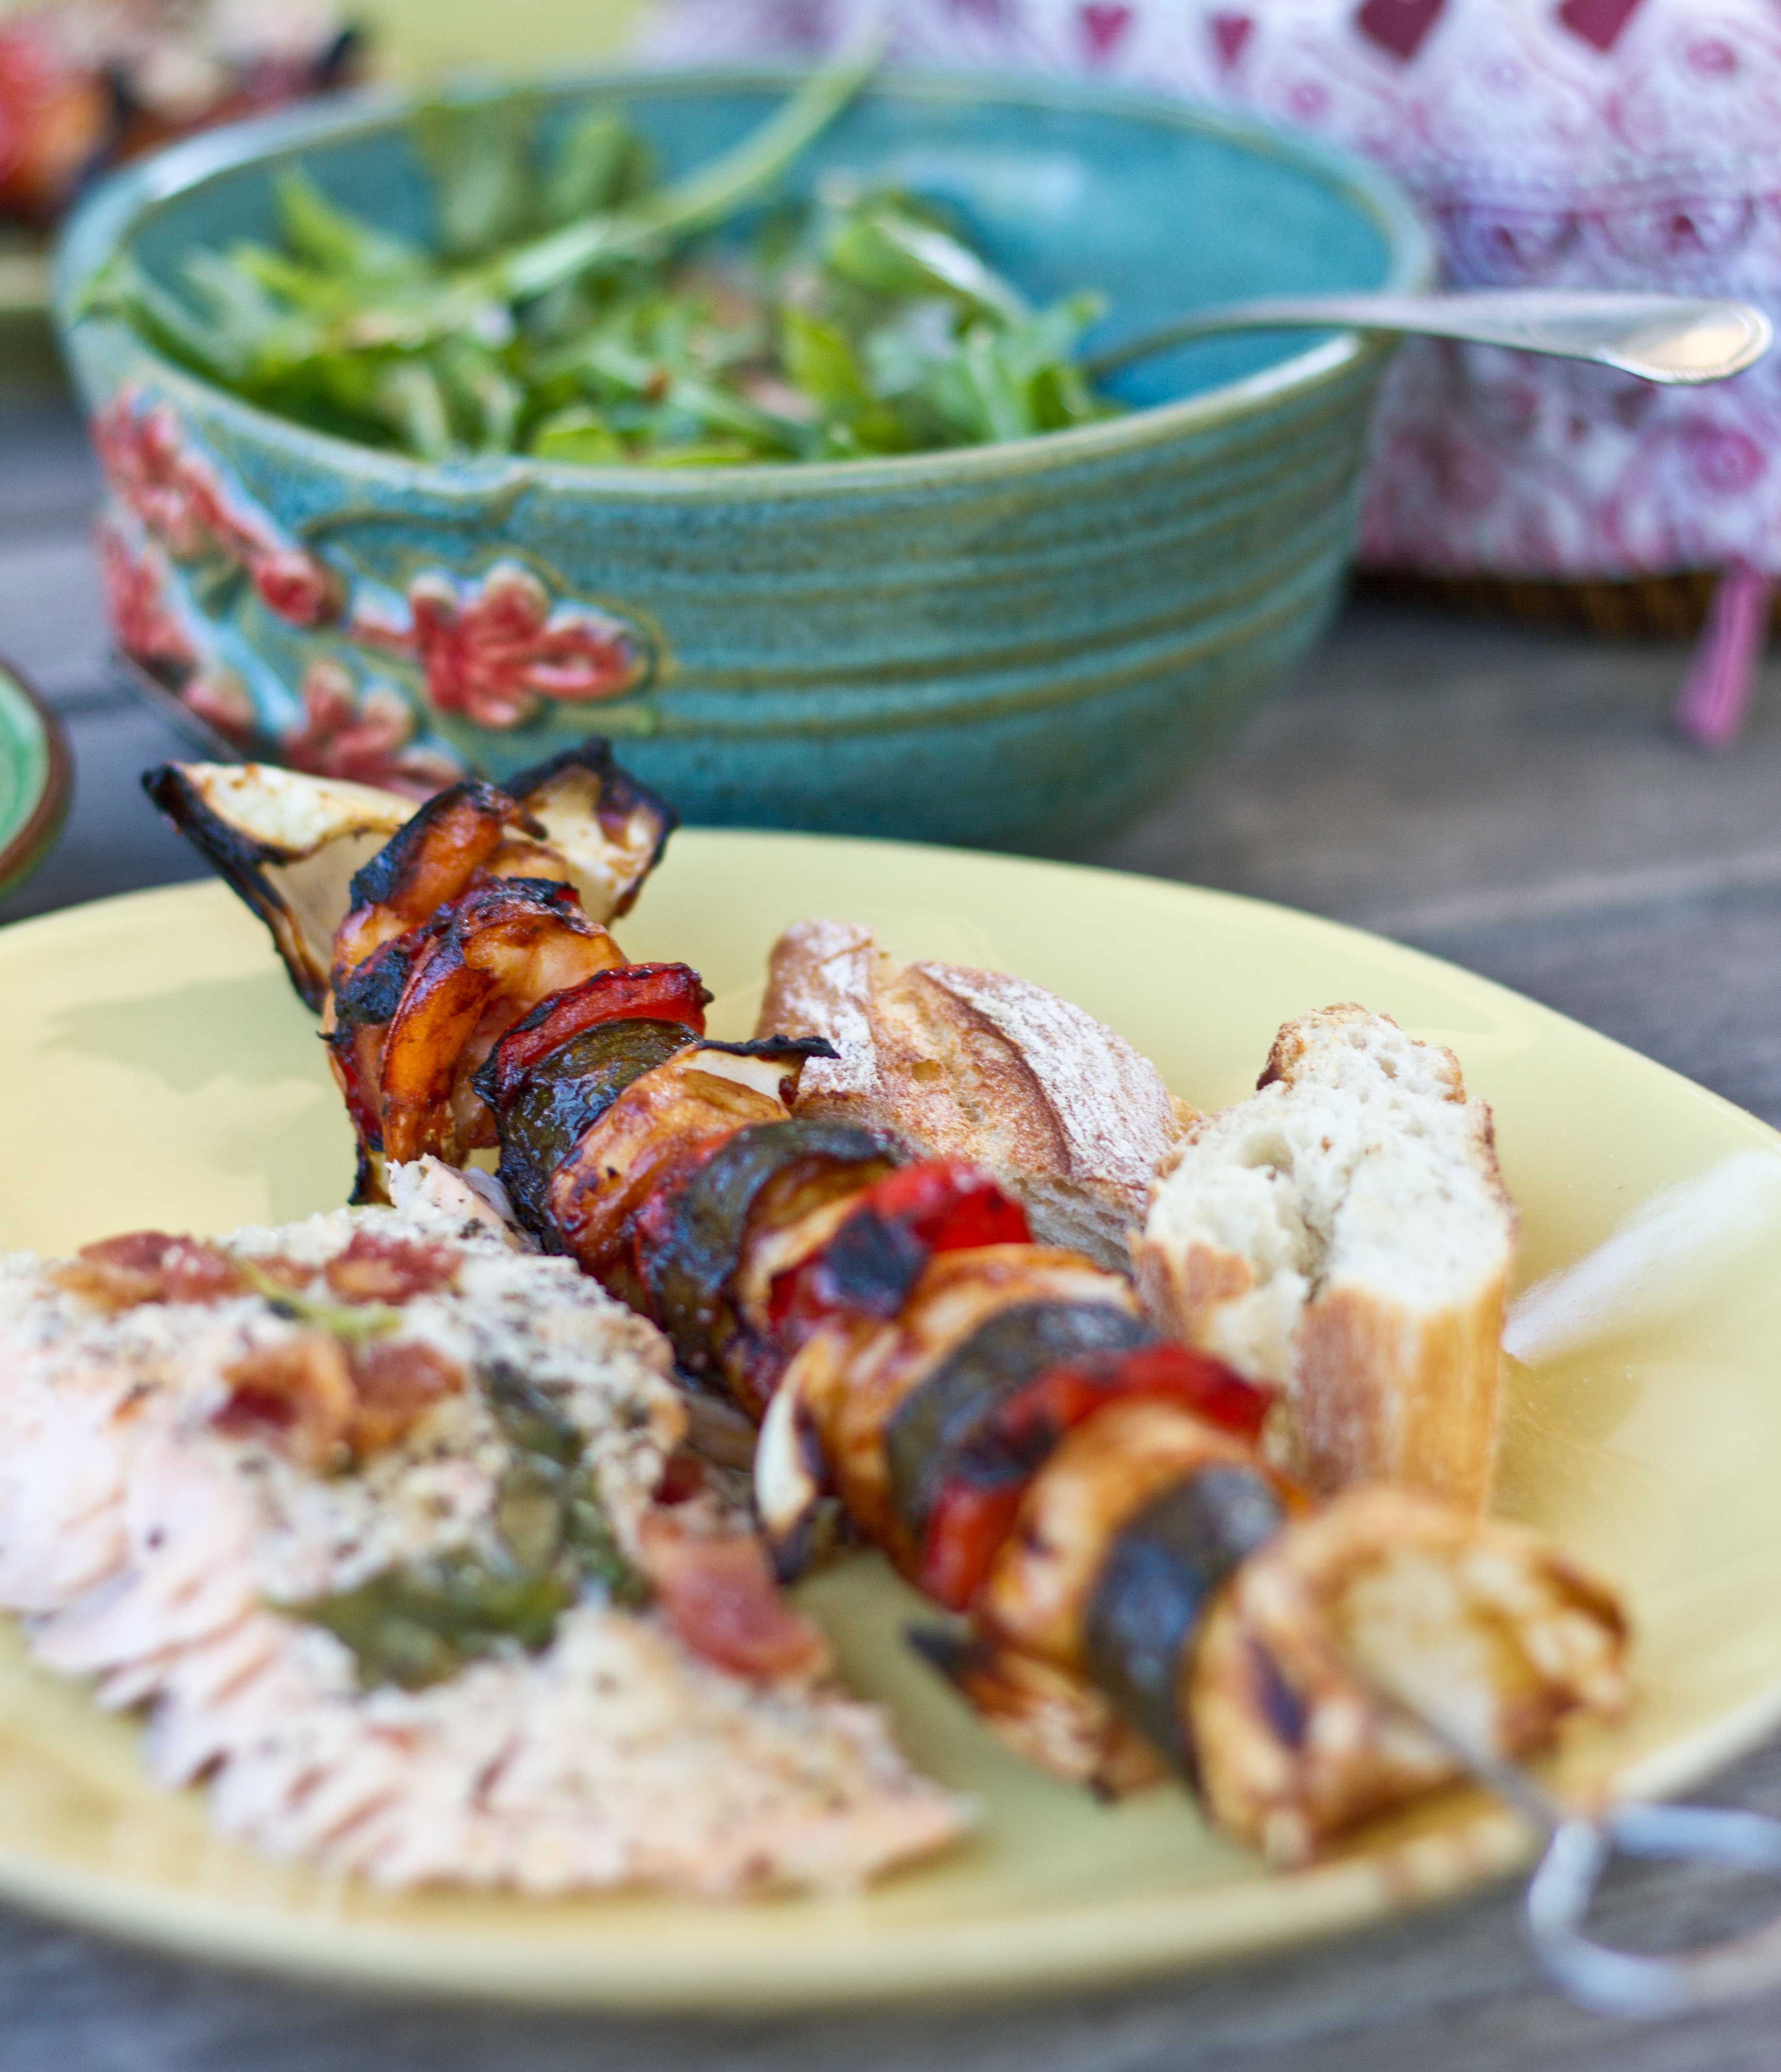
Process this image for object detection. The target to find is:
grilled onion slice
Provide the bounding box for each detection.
[146,738,677,1015]
[143,762,412,1010]
[1189,1484,1631,1865]
[503,741,677,923]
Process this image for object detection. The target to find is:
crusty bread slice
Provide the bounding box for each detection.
[755,919,1189,1270]
[1133,1005,1515,1514]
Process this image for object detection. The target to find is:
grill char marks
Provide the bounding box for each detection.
[141,762,412,1011]
[475,963,710,1111]
[155,748,1633,1869]
[1083,1465,1286,1773]
[474,963,716,1238]
[490,1018,698,1238]
[339,780,523,970]
[642,1119,900,1376]
[884,1301,1156,1547]
[912,1341,1274,1612]
[499,740,678,923]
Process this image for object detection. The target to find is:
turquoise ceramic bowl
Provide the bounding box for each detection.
[55,69,1431,848]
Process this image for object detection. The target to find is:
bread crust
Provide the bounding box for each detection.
[1135,1005,1515,1515]
[755,920,1186,1269]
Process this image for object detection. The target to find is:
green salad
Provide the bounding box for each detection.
[87,52,1118,467]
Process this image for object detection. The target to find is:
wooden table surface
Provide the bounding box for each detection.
[5,388,1781,2071]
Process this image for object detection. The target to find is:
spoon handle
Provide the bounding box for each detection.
[1084,289,1773,386]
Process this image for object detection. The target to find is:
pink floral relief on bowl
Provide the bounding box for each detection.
[93,388,342,628]
[96,512,198,677]
[280,660,467,797]
[95,505,265,750]
[175,655,462,798]
[92,386,652,782]
[348,560,651,731]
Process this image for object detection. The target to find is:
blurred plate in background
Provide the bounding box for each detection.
[0,659,70,901]
[359,0,644,82]
[0,0,642,353]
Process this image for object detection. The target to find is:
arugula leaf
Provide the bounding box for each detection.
[492,37,884,305]
[414,92,544,261]
[284,1550,576,1691]
[543,110,656,226]
[780,307,904,453]
[274,170,426,284]
[232,1254,403,1345]
[825,196,1029,323]
[528,407,626,463]
[86,30,1122,470]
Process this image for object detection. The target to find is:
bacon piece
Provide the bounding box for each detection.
[214,1331,464,1465]
[358,878,625,1167]
[332,779,524,977]
[635,1510,831,1683]
[653,1448,709,1505]
[480,962,711,1108]
[52,1231,245,1313]
[347,1340,465,1455]
[215,1331,357,1468]
[324,1229,461,1305]
[78,1232,180,1273]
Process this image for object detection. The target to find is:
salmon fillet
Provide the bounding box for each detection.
[0,1161,968,1896]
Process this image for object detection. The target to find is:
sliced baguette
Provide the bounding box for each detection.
[1133,1005,1514,1513]
[754,919,1189,1270]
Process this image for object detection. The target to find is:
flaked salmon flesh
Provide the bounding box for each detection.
[0,1161,969,1896]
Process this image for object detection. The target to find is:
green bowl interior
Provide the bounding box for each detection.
[111,70,1412,419]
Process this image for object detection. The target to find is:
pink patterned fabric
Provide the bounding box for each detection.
[640,0,1781,581]
[1675,558,1770,744]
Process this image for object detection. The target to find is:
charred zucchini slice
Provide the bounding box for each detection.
[488,1017,698,1235]
[644,1118,898,1374]
[1083,1466,1285,1772]
[885,1302,1154,1543]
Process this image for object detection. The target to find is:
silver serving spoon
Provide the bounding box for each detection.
[1084,290,1773,386]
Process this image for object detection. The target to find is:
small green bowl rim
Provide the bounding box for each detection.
[0,658,71,906]
[53,63,1436,505]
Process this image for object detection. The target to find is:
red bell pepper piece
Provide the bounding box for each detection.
[482,962,711,1105]
[767,1158,1030,1338]
[916,1343,1275,1611]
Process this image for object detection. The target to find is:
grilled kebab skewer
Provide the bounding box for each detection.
[151,747,1630,1865]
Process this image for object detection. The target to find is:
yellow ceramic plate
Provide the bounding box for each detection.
[3,831,1781,2009]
